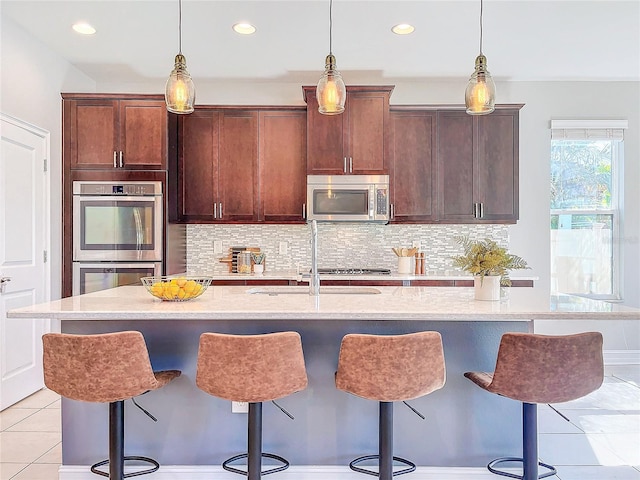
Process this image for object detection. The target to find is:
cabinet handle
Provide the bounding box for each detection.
[349,157,353,173]
[214,203,217,219]
[219,203,223,219]
[113,151,117,168]
[119,151,124,168]
[302,203,306,219]
[479,202,484,219]
[343,157,347,173]
[390,204,394,220]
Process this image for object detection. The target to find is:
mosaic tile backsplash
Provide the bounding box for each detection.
[187,223,509,275]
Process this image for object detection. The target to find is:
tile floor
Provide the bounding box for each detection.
[0,365,639,480]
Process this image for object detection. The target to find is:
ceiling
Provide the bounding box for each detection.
[2,0,639,87]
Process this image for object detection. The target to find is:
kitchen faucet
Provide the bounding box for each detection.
[310,220,320,296]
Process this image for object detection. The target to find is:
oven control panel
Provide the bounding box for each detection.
[73,181,162,196]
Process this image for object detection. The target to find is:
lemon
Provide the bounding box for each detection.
[183,280,197,294]
[151,283,163,297]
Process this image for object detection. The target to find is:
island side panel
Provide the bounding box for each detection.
[61,318,529,467]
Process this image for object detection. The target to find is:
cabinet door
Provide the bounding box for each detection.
[66,99,118,169]
[346,89,390,174]
[437,111,475,222]
[389,111,436,222]
[476,111,519,222]
[119,100,167,169]
[218,111,258,222]
[178,110,220,221]
[259,110,307,222]
[304,88,346,175]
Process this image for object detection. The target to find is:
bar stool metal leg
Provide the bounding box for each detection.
[248,402,262,480]
[379,402,393,480]
[222,401,290,478]
[487,403,556,480]
[110,401,124,480]
[349,401,416,479]
[91,400,160,479]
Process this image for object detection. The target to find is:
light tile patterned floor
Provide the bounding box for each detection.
[0,366,639,480]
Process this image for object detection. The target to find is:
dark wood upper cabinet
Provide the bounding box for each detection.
[259,110,307,222]
[476,110,520,222]
[437,111,476,222]
[303,85,393,175]
[63,94,167,170]
[218,110,259,222]
[436,107,521,224]
[389,110,437,223]
[177,109,220,221]
[172,107,306,224]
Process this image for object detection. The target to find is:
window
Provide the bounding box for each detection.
[550,120,626,300]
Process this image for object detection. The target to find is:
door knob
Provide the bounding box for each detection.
[0,276,11,294]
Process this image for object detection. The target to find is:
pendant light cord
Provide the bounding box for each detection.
[178,0,183,55]
[329,0,333,55]
[479,0,484,55]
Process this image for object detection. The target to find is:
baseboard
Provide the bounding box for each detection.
[59,465,502,480]
[604,349,640,365]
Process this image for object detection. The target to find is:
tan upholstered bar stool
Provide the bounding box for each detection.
[465,332,604,480]
[336,332,446,480]
[196,331,308,480]
[42,331,181,480]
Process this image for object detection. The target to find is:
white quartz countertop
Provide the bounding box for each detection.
[8,285,639,321]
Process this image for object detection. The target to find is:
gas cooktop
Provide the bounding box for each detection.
[315,268,391,275]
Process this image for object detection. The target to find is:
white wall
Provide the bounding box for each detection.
[0,16,95,300]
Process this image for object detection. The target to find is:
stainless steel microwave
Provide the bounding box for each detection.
[306,175,390,223]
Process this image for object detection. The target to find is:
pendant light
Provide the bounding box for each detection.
[165,0,195,114]
[465,0,496,115]
[316,0,346,115]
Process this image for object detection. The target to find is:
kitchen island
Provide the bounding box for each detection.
[9,285,640,479]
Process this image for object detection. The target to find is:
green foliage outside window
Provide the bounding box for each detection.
[550,140,612,210]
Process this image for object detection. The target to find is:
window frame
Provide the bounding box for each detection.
[549,120,626,302]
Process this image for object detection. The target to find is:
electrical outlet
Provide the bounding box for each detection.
[232,401,248,413]
[412,240,421,250]
[213,240,223,254]
[279,241,288,255]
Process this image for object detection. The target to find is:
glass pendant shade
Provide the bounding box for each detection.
[165,54,195,114]
[317,54,346,115]
[465,54,496,115]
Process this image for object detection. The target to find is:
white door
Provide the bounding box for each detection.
[0,113,50,410]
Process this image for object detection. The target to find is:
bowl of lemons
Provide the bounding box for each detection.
[141,276,212,301]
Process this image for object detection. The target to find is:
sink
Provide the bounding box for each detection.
[247,286,381,296]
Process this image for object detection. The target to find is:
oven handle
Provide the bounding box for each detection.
[73,195,161,202]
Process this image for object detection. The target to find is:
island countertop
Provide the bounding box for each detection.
[11,285,639,476]
[8,285,640,321]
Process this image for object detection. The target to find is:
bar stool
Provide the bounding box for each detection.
[464,332,604,480]
[42,331,181,480]
[335,331,446,480]
[196,331,308,480]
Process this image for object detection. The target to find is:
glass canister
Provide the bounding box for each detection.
[237,251,252,274]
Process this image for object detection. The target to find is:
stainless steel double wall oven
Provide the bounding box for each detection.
[72,181,163,295]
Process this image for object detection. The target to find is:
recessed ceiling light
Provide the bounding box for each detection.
[72,22,96,35]
[391,24,415,35]
[232,23,256,35]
